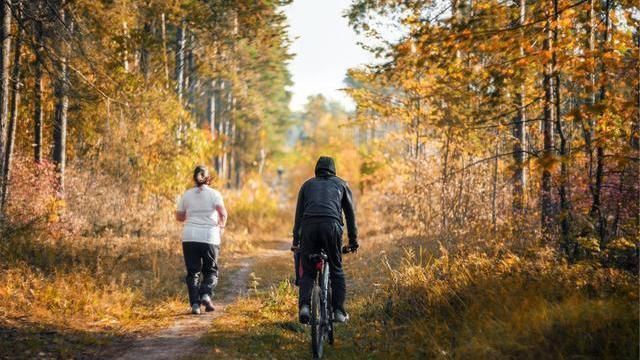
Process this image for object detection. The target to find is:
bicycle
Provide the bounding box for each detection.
[302,245,357,360]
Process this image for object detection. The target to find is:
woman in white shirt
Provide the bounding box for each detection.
[176,165,228,315]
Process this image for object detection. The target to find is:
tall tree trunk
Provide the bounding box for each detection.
[441,129,451,233]
[220,84,231,183]
[216,79,226,179]
[591,0,611,244]
[492,136,499,233]
[1,0,22,209]
[227,97,236,185]
[53,3,71,195]
[512,0,527,214]
[186,33,197,116]
[140,21,150,82]
[553,0,571,251]
[33,6,44,163]
[0,0,11,211]
[207,79,216,134]
[581,0,596,211]
[541,2,555,239]
[122,21,129,72]
[634,22,640,150]
[175,18,186,103]
[160,13,169,85]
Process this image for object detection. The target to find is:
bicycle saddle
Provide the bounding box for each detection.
[308,253,328,262]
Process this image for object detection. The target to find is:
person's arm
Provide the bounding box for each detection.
[292,184,305,247]
[216,204,227,228]
[213,191,228,231]
[341,182,358,247]
[176,194,186,222]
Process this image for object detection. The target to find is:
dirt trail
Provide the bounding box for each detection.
[112,240,290,360]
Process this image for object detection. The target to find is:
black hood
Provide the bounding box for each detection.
[315,156,336,177]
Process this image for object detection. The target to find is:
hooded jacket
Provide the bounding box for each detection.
[292,156,358,246]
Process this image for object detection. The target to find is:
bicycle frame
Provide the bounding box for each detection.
[310,251,333,359]
[304,244,358,359]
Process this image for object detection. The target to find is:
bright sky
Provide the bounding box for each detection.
[284,0,375,112]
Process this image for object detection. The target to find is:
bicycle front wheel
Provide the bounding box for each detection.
[310,284,324,359]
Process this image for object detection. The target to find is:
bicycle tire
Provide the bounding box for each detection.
[327,284,334,345]
[311,284,323,359]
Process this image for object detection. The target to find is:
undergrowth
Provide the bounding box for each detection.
[0,165,288,358]
[198,228,639,359]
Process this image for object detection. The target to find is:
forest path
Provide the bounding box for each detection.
[111,239,291,360]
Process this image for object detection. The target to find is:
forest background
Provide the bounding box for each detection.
[0,0,637,358]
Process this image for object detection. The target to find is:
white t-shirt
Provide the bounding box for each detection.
[177,185,224,245]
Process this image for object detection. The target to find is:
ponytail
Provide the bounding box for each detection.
[193,165,211,187]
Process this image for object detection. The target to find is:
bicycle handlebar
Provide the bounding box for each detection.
[290,245,359,254]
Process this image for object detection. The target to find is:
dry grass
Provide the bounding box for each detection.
[1,165,636,358]
[196,222,638,359]
[0,227,186,357]
[0,169,293,358]
[358,241,638,359]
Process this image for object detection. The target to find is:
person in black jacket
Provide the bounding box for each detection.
[292,156,359,323]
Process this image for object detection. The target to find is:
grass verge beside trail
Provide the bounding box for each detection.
[0,224,256,359]
[200,233,639,359]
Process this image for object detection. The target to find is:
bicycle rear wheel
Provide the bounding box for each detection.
[311,284,324,359]
[327,284,334,345]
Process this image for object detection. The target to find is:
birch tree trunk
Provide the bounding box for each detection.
[207,79,216,134]
[53,2,71,195]
[541,2,555,238]
[122,21,129,72]
[33,5,44,163]
[187,33,197,116]
[0,0,11,209]
[175,18,186,103]
[1,0,22,209]
[512,0,526,214]
[161,13,169,85]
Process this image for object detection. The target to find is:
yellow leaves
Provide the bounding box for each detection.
[557,15,575,30]
[576,236,601,254]
[47,199,66,223]
[606,237,637,252]
[536,152,561,172]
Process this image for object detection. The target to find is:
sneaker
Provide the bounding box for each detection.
[191,303,201,315]
[201,295,215,312]
[333,309,349,323]
[299,305,310,324]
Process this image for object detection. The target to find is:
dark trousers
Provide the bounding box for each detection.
[298,221,346,312]
[182,241,219,306]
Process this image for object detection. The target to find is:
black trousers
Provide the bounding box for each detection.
[298,221,346,312]
[182,241,219,306]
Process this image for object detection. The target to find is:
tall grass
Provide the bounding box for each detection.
[360,244,639,358]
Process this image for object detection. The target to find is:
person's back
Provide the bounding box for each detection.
[176,166,227,315]
[292,156,359,323]
[180,186,224,245]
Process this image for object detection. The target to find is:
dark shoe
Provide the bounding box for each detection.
[333,309,349,323]
[191,303,201,315]
[201,295,215,312]
[299,305,310,324]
